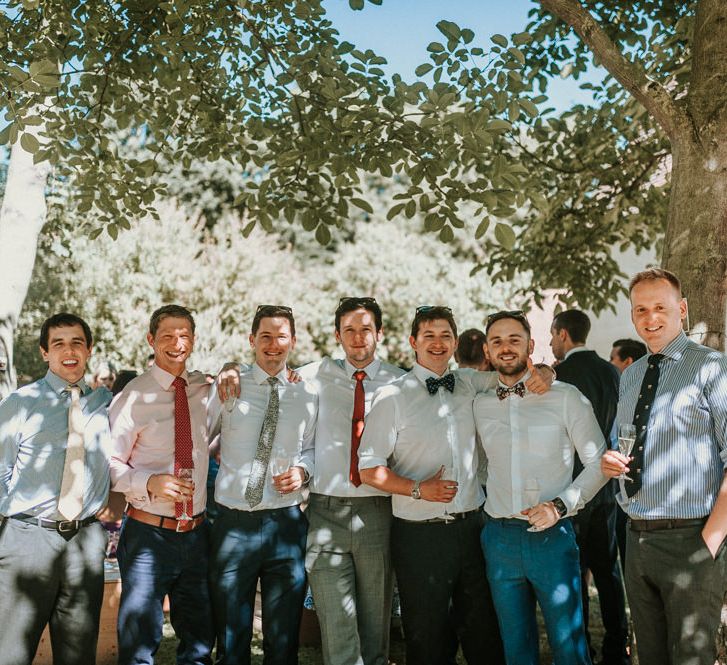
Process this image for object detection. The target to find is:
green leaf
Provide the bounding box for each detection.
[491,34,508,48]
[107,223,119,241]
[427,42,445,53]
[0,123,11,145]
[415,63,434,77]
[348,0,365,9]
[437,20,461,42]
[494,222,516,249]
[20,132,40,154]
[519,98,539,118]
[512,31,532,46]
[386,203,406,220]
[241,220,256,237]
[315,223,331,245]
[439,225,454,243]
[488,119,512,132]
[475,216,490,239]
[350,198,373,214]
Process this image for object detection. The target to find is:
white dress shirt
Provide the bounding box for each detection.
[297,357,406,497]
[213,363,317,511]
[359,364,497,521]
[474,379,607,520]
[109,364,213,517]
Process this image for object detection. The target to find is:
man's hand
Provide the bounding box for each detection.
[419,466,458,503]
[524,358,555,394]
[701,525,725,560]
[217,362,241,401]
[147,474,194,502]
[521,501,559,531]
[287,368,302,384]
[272,466,306,494]
[601,450,630,478]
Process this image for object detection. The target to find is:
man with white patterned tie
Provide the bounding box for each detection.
[208,305,317,665]
[0,313,111,665]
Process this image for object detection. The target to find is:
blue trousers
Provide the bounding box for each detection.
[209,505,308,665]
[116,516,214,665]
[482,517,591,665]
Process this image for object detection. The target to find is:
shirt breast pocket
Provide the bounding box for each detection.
[527,425,564,461]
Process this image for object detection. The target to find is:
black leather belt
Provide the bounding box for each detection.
[11,513,97,534]
[398,508,480,524]
[629,517,706,532]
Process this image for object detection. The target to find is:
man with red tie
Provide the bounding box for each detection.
[110,305,214,665]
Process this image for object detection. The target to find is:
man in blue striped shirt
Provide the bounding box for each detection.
[602,268,727,665]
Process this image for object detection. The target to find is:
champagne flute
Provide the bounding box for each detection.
[271,448,291,496]
[524,478,541,532]
[442,466,458,522]
[618,424,637,482]
[177,468,194,521]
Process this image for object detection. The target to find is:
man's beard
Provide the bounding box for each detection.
[493,357,527,377]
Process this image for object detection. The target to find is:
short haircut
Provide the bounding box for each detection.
[111,370,138,395]
[39,313,93,351]
[629,267,682,296]
[335,297,383,332]
[149,304,196,337]
[410,306,458,339]
[455,328,486,365]
[552,309,591,344]
[252,305,296,336]
[485,310,531,338]
[612,338,647,363]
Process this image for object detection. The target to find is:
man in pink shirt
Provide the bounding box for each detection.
[109,305,214,665]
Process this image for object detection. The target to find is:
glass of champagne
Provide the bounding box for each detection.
[524,478,541,532]
[442,465,458,522]
[271,449,291,496]
[618,424,637,482]
[177,468,194,521]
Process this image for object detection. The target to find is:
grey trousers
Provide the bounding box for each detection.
[625,522,727,665]
[0,517,106,665]
[305,494,393,665]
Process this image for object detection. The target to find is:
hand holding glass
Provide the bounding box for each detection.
[442,466,458,522]
[617,424,637,482]
[176,468,194,521]
[524,478,541,532]
[271,450,291,495]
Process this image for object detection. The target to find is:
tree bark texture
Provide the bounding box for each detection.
[0,135,50,399]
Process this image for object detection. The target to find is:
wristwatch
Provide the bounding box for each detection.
[411,480,422,500]
[552,497,567,518]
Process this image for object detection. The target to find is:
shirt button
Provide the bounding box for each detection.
[636,468,641,473]
[638,446,643,451]
[645,405,650,409]
[647,385,652,389]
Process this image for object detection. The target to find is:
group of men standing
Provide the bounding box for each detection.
[1,267,726,665]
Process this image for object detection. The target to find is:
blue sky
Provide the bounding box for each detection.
[322,0,603,113]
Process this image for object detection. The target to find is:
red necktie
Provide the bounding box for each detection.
[173,376,194,517]
[350,370,367,487]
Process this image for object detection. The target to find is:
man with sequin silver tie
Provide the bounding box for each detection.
[209,305,317,665]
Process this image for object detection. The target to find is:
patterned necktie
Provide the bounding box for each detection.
[625,354,664,498]
[245,376,280,508]
[496,383,526,400]
[350,370,367,487]
[58,385,85,520]
[425,373,455,395]
[173,376,194,518]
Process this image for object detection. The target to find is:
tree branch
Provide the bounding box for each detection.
[539,0,689,142]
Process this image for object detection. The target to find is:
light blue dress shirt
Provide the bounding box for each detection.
[0,370,112,520]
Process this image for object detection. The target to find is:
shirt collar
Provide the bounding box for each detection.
[344,357,381,380]
[564,346,588,360]
[150,363,190,391]
[497,370,530,391]
[653,330,689,362]
[44,370,91,396]
[412,362,451,384]
[252,362,288,385]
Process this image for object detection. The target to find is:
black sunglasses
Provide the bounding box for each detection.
[485,309,530,332]
[337,297,379,308]
[415,305,453,315]
[255,304,293,315]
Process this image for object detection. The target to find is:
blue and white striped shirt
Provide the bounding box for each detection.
[616,331,727,519]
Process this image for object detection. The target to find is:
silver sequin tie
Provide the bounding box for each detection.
[245,376,280,507]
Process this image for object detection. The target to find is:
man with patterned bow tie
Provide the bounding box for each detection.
[474,309,607,665]
[359,306,554,665]
[0,313,112,665]
[208,305,317,665]
[601,269,727,665]
[109,305,215,665]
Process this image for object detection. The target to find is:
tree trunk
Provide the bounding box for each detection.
[0,135,50,399]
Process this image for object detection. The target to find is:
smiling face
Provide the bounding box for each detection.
[485,317,534,384]
[40,324,93,384]
[250,316,296,376]
[147,316,195,376]
[335,308,382,369]
[630,278,686,353]
[409,318,457,376]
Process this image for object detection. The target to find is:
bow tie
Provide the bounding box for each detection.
[496,383,525,400]
[426,374,455,395]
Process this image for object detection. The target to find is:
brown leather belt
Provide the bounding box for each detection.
[629,517,706,532]
[126,507,206,533]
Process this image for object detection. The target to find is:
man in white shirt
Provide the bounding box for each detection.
[475,310,607,665]
[208,305,317,665]
[358,306,506,665]
[298,297,404,665]
[110,305,215,665]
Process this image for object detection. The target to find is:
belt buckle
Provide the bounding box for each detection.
[57,520,79,534]
[176,518,193,533]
